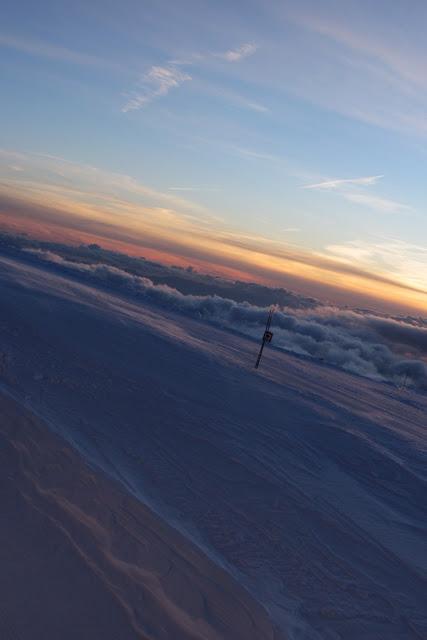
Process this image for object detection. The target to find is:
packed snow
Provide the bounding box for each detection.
[0,252,426,639]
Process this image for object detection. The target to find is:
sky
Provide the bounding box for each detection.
[1,0,426,313]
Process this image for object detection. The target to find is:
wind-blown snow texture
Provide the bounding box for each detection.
[0,252,426,639]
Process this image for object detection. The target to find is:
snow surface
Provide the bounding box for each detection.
[0,389,279,640]
[0,254,426,639]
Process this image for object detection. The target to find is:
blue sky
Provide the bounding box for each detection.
[1,0,426,311]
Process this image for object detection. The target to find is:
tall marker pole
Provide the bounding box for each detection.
[255,306,275,369]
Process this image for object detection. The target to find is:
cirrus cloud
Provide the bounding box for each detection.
[304,175,384,190]
[218,43,258,62]
[122,65,191,112]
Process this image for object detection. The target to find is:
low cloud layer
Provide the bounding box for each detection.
[1,149,425,313]
[24,248,427,391]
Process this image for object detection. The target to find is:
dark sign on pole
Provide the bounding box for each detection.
[255,306,275,369]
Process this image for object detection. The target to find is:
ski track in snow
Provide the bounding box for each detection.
[0,254,426,639]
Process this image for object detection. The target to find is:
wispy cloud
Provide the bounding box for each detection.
[123,40,260,113]
[168,187,199,192]
[343,192,411,214]
[122,65,191,112]
[193,80,269,114]
[243,100,269,113]
[168,186,218,192]
[0,33,118,71]
[304,175,383,190]
[281,9,427,136]
[228,145,279,161]
[173,43,258,65]
[304,173,410,214]
[218,43,258,62]
[292,15,427,92]
[0,149,210,218]
[326,238,427,292]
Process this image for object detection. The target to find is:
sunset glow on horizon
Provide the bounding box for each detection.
[1,0,426,314]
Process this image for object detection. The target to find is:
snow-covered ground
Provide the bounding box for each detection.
[0,253,426,639]
[0,389,278,640]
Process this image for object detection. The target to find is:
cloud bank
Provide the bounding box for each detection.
[24,248,427,391]
[1,149,425,313]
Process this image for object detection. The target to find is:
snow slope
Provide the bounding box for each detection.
[0,389,279,640]
[0,254,426,639]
